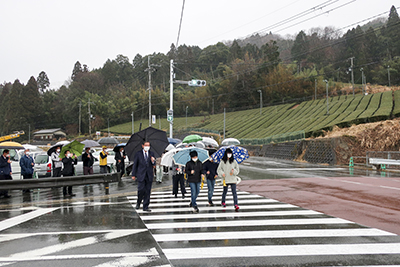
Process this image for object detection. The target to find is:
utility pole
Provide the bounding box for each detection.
[314,79,317,100]
[350,57,355,96]
[169,59,174,138]
[28,124,30,144]
[88,98,95,137]
[360,68,365,94]
[78,101,82,136]
[131,111,134,134]
[212,99,214,115]
[257,90,262,115]
[186,106,188,128]
[324,80,329,115]
[107,118,110,137]
[145,56,160,127]
[223,108,226,140]
[388,65,391,87]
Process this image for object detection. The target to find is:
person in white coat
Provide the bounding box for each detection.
[217,148,240,211]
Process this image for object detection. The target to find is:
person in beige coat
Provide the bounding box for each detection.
[217,148,240,211]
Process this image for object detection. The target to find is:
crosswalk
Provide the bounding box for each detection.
[128,186,400,266]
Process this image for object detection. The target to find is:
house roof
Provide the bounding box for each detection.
[34,128,65,135]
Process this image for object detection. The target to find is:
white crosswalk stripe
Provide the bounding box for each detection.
[130,186,400,266]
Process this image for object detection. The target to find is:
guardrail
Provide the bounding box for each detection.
[0,172,121,195]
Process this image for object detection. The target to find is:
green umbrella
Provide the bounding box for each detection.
[59,140,85,159]
[182,134,202,144]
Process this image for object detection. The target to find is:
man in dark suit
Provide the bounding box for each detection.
[0,149,12,198]
[131,141,155,212]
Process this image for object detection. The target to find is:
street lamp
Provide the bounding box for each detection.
[257,90,262,115]
[324,80,329,115]
[186,106,188,128]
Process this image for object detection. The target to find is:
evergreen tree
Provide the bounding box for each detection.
[37,71,50,93]
[229,40,243,61]
[384,6,400,59]
[71,61,83,81]
[291,30,309,62]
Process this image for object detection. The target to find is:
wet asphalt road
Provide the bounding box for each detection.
[1,157,400,266]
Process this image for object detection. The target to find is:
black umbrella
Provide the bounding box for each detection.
[206,148,217,156]
[47,144,63,156]
[125,127,169,161]
[113,143,126,152]
[98,137,119,146]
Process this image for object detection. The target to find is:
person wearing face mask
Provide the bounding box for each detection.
[202,156,218,206]
[61,150,78,197]
[131,141,156,212]
[0,149,12,198]
[185,150,205,213]
[20,149,35,193]
[218,148,240,211]
[99,146,109,174]
[51,146,63,177]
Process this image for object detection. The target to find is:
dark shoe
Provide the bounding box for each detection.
[209,201,214,206]
[4,195,11,198]
[189,201,192,207]
[143,209,152,212]
[182,194,185,199]
[193,206,199,213]
[135,204,140,209]
[174,194,177,198]
[70,194,76,197]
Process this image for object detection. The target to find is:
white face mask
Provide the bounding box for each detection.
[143,146,150,152]
[192,157,198,162]
[67,153,71,158]
[56,149,60,153]
[227,153,232,158]
[26,152,30,156]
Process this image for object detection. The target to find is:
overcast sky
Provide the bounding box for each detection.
[0,0,397,88]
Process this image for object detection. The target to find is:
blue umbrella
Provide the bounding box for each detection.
[173,147,209,166]
[168,138,181,145]
[211,146,249,164]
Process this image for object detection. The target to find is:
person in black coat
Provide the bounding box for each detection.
[172,163,186,199]
[131,141,156,212]
[62,150,78,197]
[82,147,94,175]
[185,150,205,213]
[115,147,126,176]
[203,157,218,206]
[0,149,12,198]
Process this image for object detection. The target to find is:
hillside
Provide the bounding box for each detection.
[106,86,400,145]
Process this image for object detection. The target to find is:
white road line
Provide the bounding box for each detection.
[135,204,298,213]
[127,194,263,202]
[163,243,400,260]
[129,199,278,207]
[0,249,159,262]
[145,218,353,229]
[136,191,251,199]
[140,210,321,221]
[154,228,395,242]
[9,230,145,259]
[0,229,147,243]
[380,185,400,191]
[93,248,159,267]
[0,208,59,232]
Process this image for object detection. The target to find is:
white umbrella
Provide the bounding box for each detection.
[176,141,205,148]
[165,144,175,152]
[161,148,182,167]
[202,137,219,147]
[221,138,240,146]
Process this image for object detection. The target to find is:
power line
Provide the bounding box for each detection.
[176,0,186,49]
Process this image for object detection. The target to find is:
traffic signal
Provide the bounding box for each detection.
[188,79,206,87]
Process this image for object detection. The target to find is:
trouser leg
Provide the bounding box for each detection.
[230,183,238,206]
[222,185,228,204]
[142,177,152,210]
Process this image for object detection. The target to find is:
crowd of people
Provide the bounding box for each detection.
[132,142,240,213]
